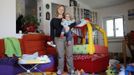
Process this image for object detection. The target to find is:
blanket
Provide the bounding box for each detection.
[4,37,22,57]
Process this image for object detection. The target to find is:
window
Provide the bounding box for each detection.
[105,17,124,38]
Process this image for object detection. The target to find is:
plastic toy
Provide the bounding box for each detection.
[73,20,108,54]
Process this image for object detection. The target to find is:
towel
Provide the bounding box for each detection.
[4,37,22,57]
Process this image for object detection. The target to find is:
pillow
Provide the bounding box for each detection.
[73,44,89,54]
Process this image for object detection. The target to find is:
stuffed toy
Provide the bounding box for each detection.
[106,66,116,75]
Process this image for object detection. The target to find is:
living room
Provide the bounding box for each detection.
[0,0,134,75]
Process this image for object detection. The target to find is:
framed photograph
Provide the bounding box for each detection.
[46,11,50,20]
[70,0,77,6]
[46,4,50,9]
[39,13,41,17]
[39,7,41,11]
[128,9,134,20]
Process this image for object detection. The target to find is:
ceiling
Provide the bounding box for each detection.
[77,0,134,9]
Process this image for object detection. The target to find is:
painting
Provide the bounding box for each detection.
[70,0,77,6]
[128,9,134,20]
[46,12,50,20]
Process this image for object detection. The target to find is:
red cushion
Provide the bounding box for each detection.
[22,34,46,55]
[95,45,108,54]
[23,34,46,41]
[73,54,109,73]
[0,39,5,58]
[46,47,57,56]
[73,54,106,61]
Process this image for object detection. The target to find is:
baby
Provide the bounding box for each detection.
[60,13,75,45]
[47,13,88,47]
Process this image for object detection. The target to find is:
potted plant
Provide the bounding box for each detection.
[22,15,40,33]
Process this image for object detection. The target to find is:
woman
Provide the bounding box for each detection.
[50,5,76,74]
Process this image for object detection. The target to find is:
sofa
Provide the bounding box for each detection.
[0,34,56,75]
[0,33,109,74]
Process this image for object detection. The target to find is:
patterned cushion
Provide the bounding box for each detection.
[73,44,89,54]
[73,54,106,61]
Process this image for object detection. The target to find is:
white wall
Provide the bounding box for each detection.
[77,0,92,10]
[96,1,134,56]
[0,0,19,38]
[97,1,134,34]
[51,0,69,6]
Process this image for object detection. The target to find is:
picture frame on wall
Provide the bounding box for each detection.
[128,9,134,20]
[46,11,50,20]
[70,0,77,6]
[46,4,50,9]
[39,7,41,11]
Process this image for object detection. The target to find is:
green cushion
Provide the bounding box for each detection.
[73,44,89,54]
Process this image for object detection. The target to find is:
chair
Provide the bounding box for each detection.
[126,31,134,61]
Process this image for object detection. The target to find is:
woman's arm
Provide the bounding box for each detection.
[50,19,55,41]
[75,19,88,27]
[68,19,88,28]
[68,22,77,28]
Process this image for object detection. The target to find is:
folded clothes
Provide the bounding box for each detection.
[22,52,38,60]
[18,54,51,64]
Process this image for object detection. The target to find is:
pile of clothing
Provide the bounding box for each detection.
[18,52,51,64]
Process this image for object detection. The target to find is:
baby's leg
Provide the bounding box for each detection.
[65,31,73,46]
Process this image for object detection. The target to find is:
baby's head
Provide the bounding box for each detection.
[65,13,73,21]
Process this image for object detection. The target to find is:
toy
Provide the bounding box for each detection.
[75,69,89,75]
[73,20,108,54]
[118,65,125,75]
[72,19,109,74]
[125,63,134,75]
[106,65,116,75]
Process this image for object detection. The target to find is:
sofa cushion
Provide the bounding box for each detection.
[73,54,107,61]
[73,54,109,73]
[22,34,46,55]
[23,34,46,41]
[95,45,108,54]
[73,44,88,54]
[0,39,5,58]
[46,47,57,56]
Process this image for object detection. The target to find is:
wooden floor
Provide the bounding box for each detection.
[17,72,106,75]
[17,72,56,75]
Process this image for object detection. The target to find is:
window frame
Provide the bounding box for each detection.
[103,16,124,39]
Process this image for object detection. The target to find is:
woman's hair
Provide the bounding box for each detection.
[55,5,65,18]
